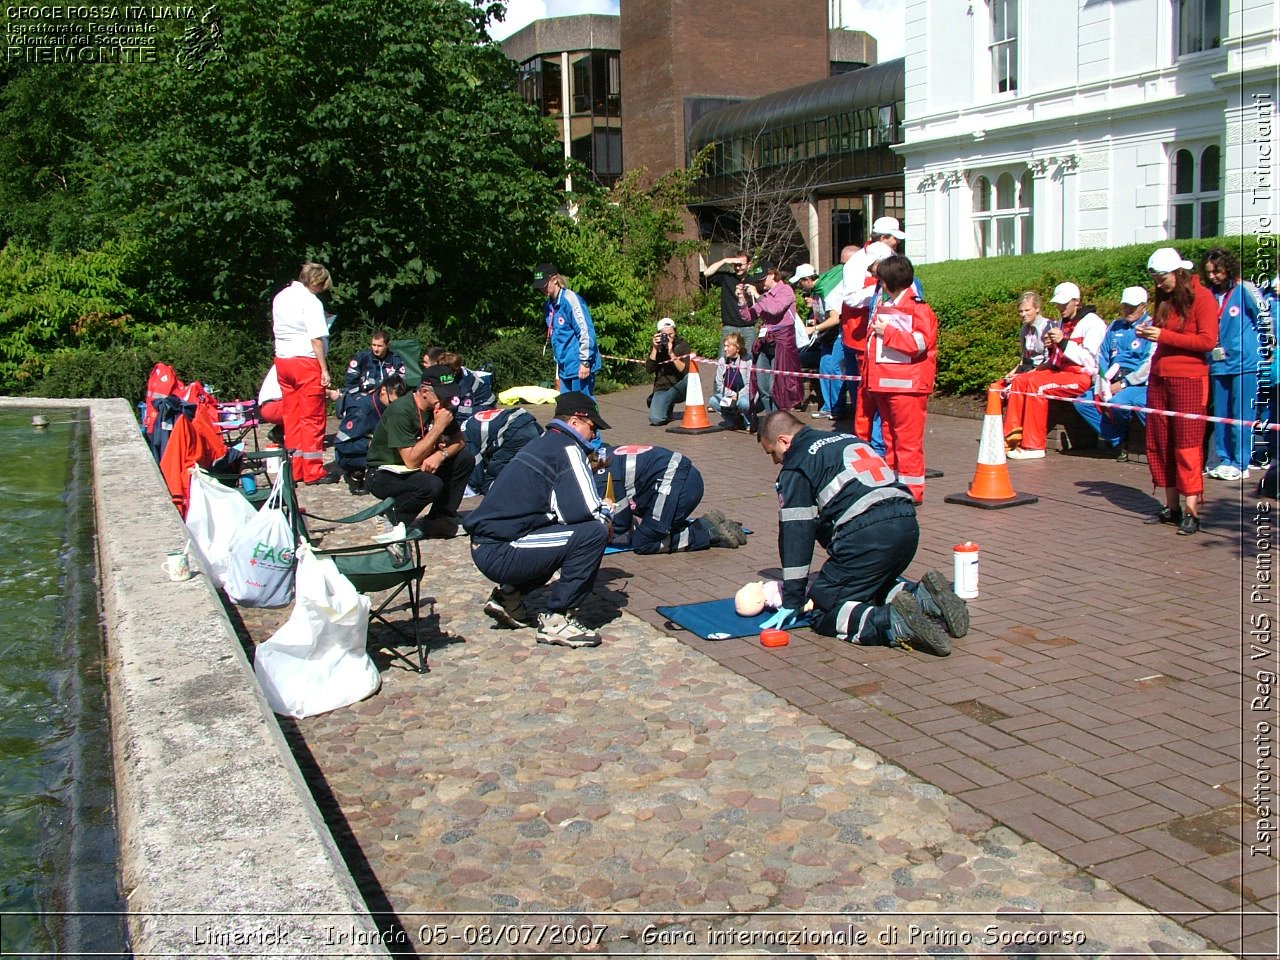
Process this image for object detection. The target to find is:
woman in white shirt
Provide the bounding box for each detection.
[272,262,335,484]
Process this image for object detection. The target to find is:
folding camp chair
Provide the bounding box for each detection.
[245,449,431,673]
[392,338,423,388]
[216,400,261,451]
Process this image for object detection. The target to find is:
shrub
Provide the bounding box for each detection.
[29,321,272,407]
[918,235,1276,395]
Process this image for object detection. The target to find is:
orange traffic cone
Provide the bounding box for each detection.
[666,358,724,434]
[944,386,1039,509]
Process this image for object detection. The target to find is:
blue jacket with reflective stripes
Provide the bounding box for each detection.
[775,426,913,609]
[463,420,607,542]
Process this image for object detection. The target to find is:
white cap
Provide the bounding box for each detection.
[1147,247,1193,274]
[1050,282,1081,305]
[656,317,675,331]
[1120,286,1149,306]
[871,216,907,240]
[864,241,894,265]
[789,263,818,283]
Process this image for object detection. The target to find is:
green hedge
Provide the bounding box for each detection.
[918,235,1277,395]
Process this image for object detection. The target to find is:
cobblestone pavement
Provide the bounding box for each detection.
[230,380,1274,957]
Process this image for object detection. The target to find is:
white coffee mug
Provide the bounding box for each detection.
[162,550,192,582]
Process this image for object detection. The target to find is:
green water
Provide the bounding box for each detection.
[0,410,128,957]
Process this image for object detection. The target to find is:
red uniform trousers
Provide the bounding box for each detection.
[275,356,329,483]
[870,391,929,502]
[1002,367,1092,451]
[1146,373,1207,496]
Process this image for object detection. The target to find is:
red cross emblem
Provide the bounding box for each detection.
[846,444,894,485]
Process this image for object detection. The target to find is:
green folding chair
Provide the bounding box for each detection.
[243,449,431,673]
[392,337,423,388]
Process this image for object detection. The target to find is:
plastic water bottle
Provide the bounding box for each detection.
[953,541,980,600]
[240,475,258,495]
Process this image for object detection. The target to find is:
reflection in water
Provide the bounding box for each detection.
[0,410,129,957]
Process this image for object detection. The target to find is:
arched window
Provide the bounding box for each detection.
[1169,142,1221,239]
[972,169,1033,257]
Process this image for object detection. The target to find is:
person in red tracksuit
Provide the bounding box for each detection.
[1003,281,1107,460]
[1139,247,1220,536]
[862,255,937,504]
[273,262,335,485]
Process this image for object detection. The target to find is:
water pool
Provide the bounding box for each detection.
[0,409,129,957]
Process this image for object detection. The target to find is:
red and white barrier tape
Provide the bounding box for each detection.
[600,351,1278,431]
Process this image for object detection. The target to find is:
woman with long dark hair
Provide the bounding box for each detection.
[1138,247,1220,535]
[1201,247,1261,482]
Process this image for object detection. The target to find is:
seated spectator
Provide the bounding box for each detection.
[425,347,496,425]
[1004,282,1106,460]
[463,406,544,495]
[645,317,691,426]
[256,365,285,445]
[706,333,752,430]
[344,328,407,397]
[333,375,407,494]
[1075,286,1155,460]
[365,364,476,537]
[993,292,1054,395]
[594,443,746,553]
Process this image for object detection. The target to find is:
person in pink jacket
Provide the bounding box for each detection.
[741,265,804,415]
[862,255,938,503]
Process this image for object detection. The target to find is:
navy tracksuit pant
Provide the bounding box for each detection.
[808,511,919,644]
[470,520,608,613]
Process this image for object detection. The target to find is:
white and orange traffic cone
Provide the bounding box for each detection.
[667,358,724,435]
[944,386,1039,509]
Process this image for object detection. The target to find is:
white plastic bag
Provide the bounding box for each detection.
[223,466,296,607]
[791,306,815,350]
[185,466,256,581]
[254,543,378,718]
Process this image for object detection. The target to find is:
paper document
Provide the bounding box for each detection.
[873,309,915,364]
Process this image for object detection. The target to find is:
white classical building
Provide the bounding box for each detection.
[899,0,1278,264]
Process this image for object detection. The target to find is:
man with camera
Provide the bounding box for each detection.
[646,317,691,427]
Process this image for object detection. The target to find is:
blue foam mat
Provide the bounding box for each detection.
[656,598,772,640]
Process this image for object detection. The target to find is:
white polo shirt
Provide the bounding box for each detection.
[272,281,329,358]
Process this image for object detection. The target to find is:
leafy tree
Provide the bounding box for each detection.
[3,0,566,333]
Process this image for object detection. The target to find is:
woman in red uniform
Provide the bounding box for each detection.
[273,262,335,485]
[863,255,938,503]
[1139,247,1219,536]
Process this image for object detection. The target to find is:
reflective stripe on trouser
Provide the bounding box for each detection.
[870,391,929,502]
[808,511,919,644]
[632,465,708,554]
[471,520,608,612]
[1002,368,1091,451]
[276,355,329,483]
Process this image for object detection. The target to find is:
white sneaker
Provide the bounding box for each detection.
[1006,447,1046,460]
[463,485,480,499]
[372,522,406,544]
[1215,465,1244,481]
[536,611,602,648]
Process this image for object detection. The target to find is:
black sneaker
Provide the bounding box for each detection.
[1144,506,1181,525]
[914,570,969,639]
[1177,513,1200,536]
[484,586,534,629]
[886,593,951,656]
[536,611,602,648]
